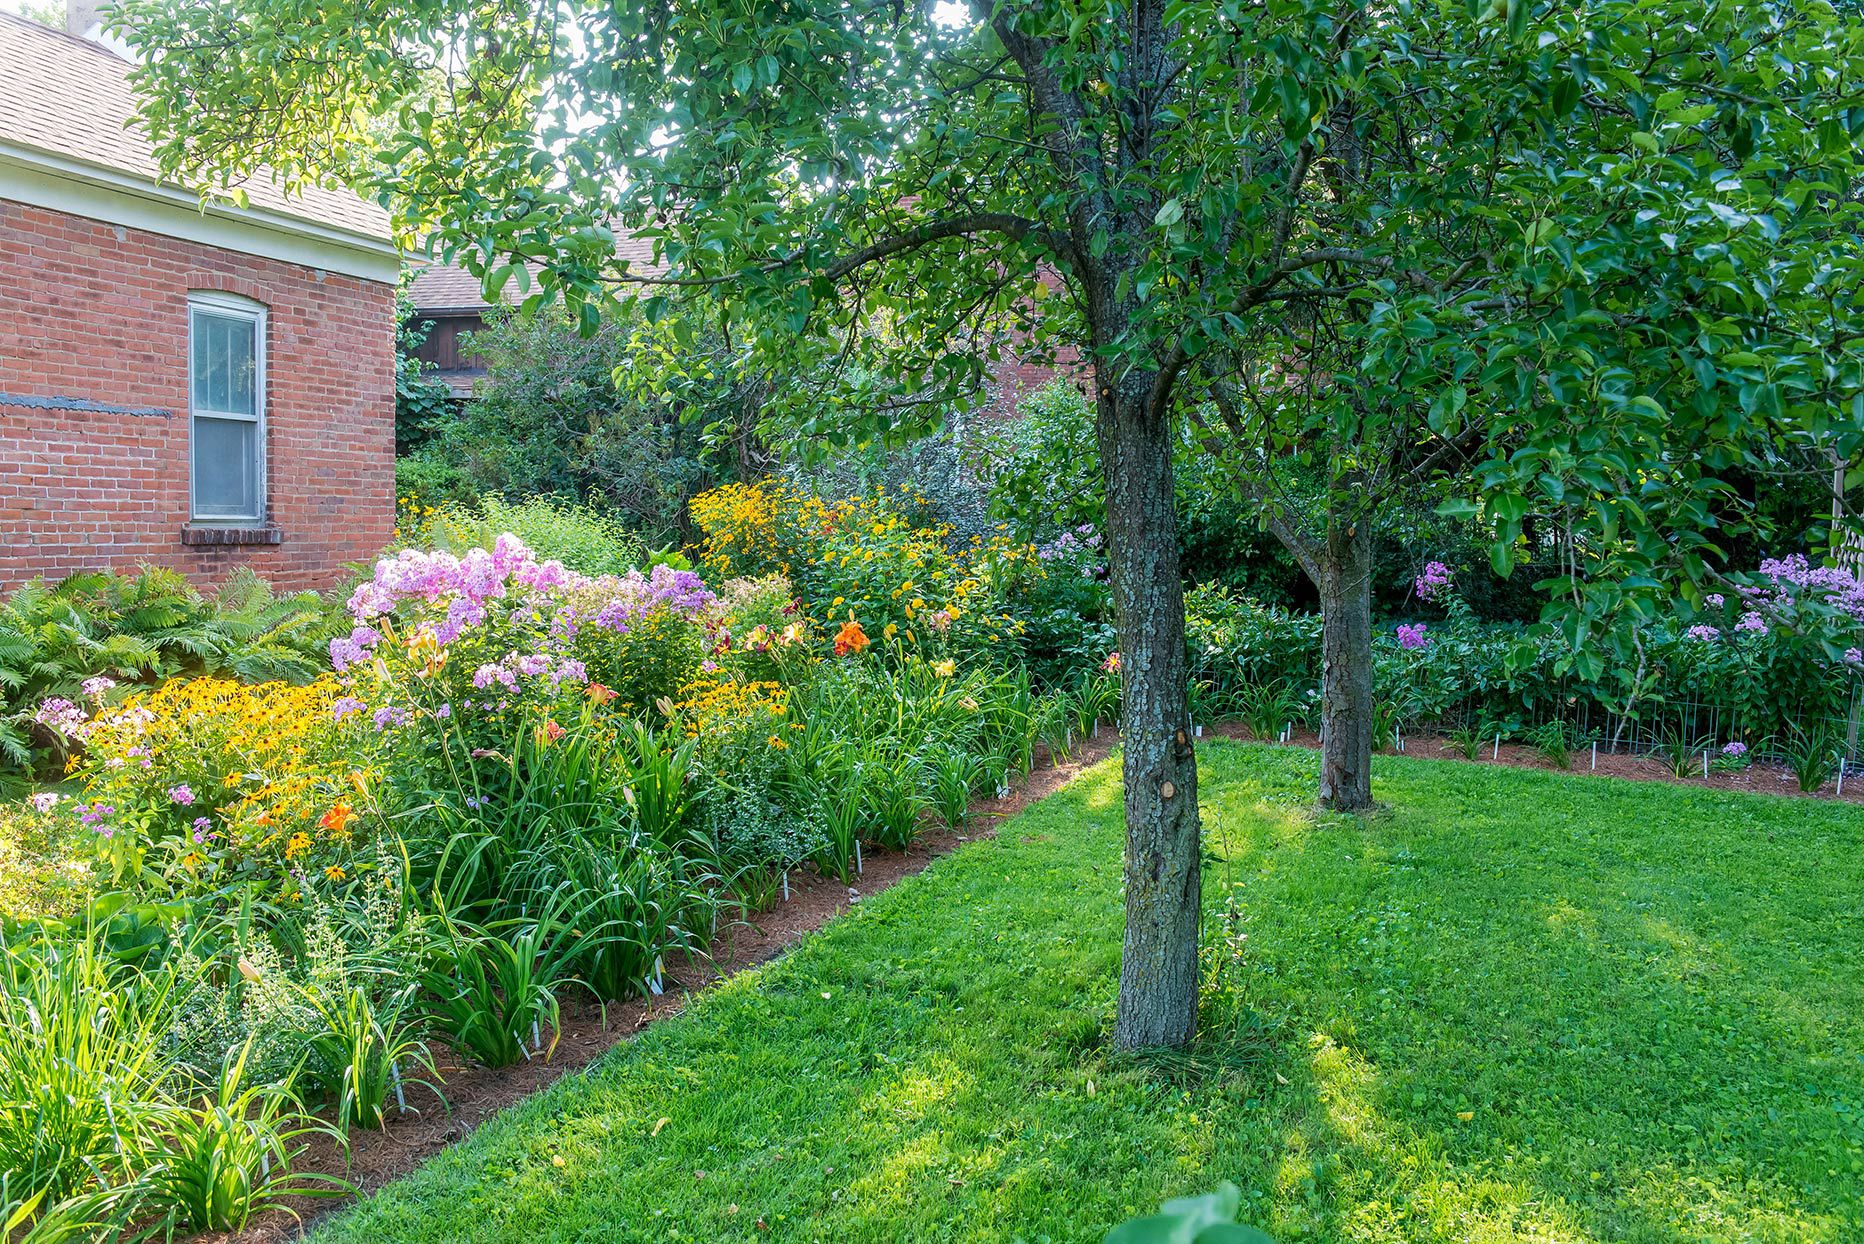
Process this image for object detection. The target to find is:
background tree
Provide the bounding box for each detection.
[116,0,1864,1045]
[401,305,761,543]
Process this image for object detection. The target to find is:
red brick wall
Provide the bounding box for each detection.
[0,200,395,593]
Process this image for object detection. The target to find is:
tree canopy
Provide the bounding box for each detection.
[117,0,1864,1043]
[124,0,1864,618]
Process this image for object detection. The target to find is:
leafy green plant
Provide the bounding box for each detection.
[1529,721,1574,770]
[1782,723,1840,793]
[1444,726,1483,761]
[811,773,867,885]
[302,983,438,1132]
[613,720,699,849]
[0,1174,145,1244]
[1371,697,1413,753]
[1038,691,1076,764]
[1656,726,1713,779]
[420,494,649,575]
[525,836,719,1001]
[1236,681,1303,743]
[1073,668,1121,738]
[0,926,185,1208]
[142,1041,348,1234]
[422,913,567,1069]
[926,745,984,830]
[862,750,929,852]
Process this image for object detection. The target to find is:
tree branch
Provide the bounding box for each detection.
[598,212,1069,289]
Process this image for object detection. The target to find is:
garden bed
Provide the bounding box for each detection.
[1220,724,1864,804]
[200,731,1120,1243]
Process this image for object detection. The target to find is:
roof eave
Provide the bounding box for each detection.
[0,140,400,281]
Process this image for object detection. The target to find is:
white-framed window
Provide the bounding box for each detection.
[187,292,267,523]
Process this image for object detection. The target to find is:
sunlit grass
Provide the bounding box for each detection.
[315,744,1863,1243]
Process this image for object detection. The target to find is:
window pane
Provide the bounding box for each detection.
[193,416,259,518]
[191,311,256,415]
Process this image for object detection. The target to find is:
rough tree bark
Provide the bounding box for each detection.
[1099,367,1202,1050]
[1315,511,1375,810]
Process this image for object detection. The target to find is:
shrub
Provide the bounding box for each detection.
[691,481,1032,662]
[409,304,726,543]
[398,494,648,577]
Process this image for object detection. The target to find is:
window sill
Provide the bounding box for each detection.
[180,524,283,547]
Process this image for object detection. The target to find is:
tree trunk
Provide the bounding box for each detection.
[1316,513,1375,811]
[1099,370,1202,1050]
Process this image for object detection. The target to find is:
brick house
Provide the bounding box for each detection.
[0,9,401,592]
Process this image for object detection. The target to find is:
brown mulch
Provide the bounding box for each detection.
[1207,721,1864,805]
[214,728,1123,1244]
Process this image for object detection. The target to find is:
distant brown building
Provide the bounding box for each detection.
[407,243,1069,418]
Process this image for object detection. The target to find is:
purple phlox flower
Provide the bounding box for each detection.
[434,596,488,644]
[472,662,519,691]
[1735,611,1769,635]
[516,653,551,678]
[1685,625,1719,643]
[331,696,366,721]
[1846,647,1863,666]
[29,791,60,813]
[80,675,117,701]
[192,816,214,844]
[372,704,407,731]
[491,532,533,573]
[591,564,716,632]
[32,697,89,739]
[1722,741,1748,757]
[1753,554,1864,624]
[435,702,452,719]
[1396,623,1430,650]
[167,784,195,806]
[548,659,587,689]
[1414,560,1453,603]
[1704,593,1725,608]
[329,624,382,672]
[77,801,116,831]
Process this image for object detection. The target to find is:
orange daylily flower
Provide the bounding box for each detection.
[319,801,355,835]
[834,618,871,657]
[586,682,618,706]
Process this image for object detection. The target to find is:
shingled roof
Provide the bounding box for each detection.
[408,233,670,313]
[0,11,391,243]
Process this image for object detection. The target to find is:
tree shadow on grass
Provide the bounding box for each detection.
[1188,740,1863,1242]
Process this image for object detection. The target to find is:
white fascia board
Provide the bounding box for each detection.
[0,143,401,284]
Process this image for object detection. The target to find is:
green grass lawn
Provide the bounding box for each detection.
[314,744,1864,1243]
